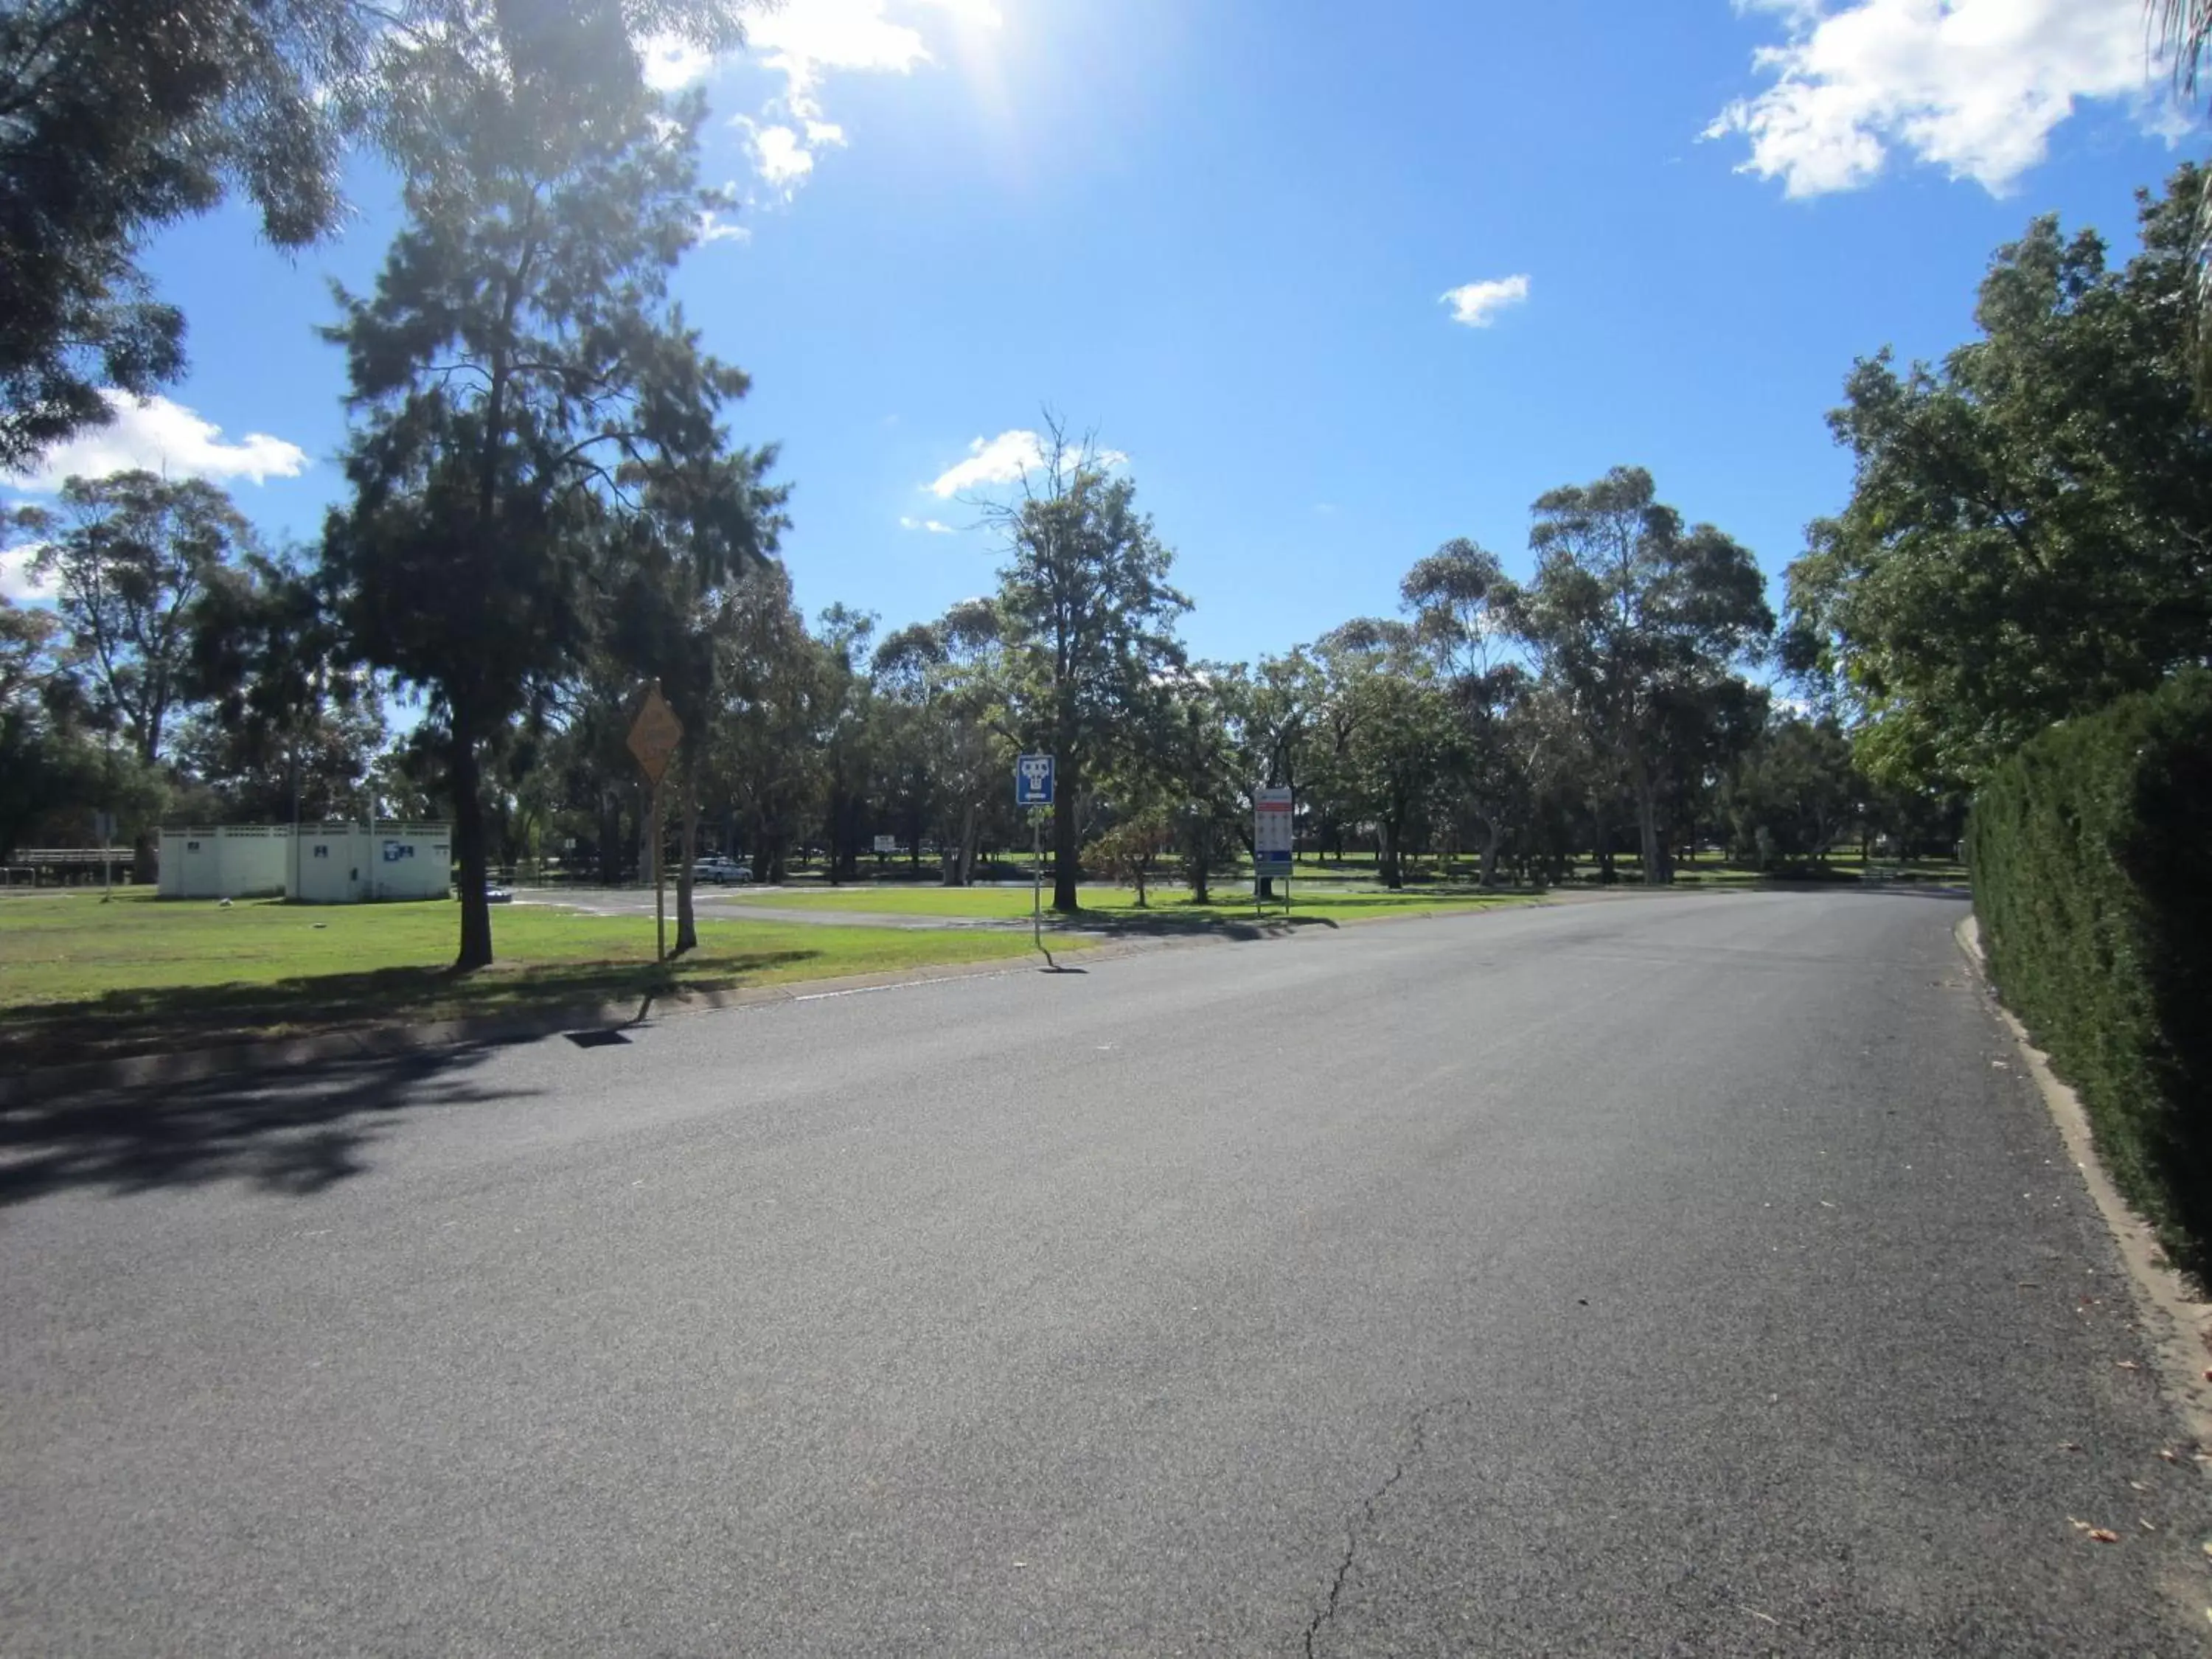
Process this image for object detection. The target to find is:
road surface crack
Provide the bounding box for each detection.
[1304,1397,1471,1658]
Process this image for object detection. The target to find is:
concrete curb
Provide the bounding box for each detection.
[1955,913,2212,1455]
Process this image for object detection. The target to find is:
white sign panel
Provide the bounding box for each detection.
[1254,786,1293,873]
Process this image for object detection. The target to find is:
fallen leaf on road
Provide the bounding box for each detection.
[2089,1529,2121,1544]
[2142,1520,2159,1532]
[2057,1441,2084,1453]
[2070,1517,2093,1531]
[2163,1448,2182,1463]
[2116,1360,2142,1371]
[2130,1480,2150,1492]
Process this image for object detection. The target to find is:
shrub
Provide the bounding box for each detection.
[1968,671,2212,1276]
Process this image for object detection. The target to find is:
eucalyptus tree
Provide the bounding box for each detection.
[183,546,385,824]
[319,39,751,967]
[988,430,1191,912]
[2153,1,2212,388]
[1316,619,1461,889]
[1400,537,1528,885]
[871,599,1019,886]
[602,439,785,949]
[29,470,251,767]
[0,0,758,467]
[1509,467,1772,884]
[710,561,824,886]
[1784,170,2212,792]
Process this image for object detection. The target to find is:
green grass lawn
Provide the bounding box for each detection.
[0,891,1073,1071]
[722,882,1537,925]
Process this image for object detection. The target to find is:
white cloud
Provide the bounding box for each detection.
[5,392,307,492]
[641,35,715,91]
[695,208,751,245]
[745,122,821,192]
[924,429,1128,498]
[732,0,1004,201]
[1708,0,2179,198]
[0,543,55,602]
[900,515,957,533]
[1441,275,1531,328]
[927,428,1049,498]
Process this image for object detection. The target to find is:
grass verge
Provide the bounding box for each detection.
[0,891,1072,1072]
[720,883,1538,925]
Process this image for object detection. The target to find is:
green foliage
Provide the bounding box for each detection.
[0,0,757,467]
[1508,466,1773,882]
[321,46,744,967]
[29,470,255,764]
[180,546,386,821]
[709,562,830,886]
[988,427,1191,911]
[1083,810,1174,907]
[1312,625,1461,890]
[1968,671,2212,1276]
[869,602,1018,886]
[1788,167,2212,791]
[1721,714,1860,866]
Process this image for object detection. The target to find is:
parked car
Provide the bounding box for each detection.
[692,856,753,884]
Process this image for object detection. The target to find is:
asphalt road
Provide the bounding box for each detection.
[4,889,2208,1656]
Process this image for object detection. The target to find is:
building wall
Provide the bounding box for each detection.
[158,824,452,902]
[359,826,451,902]
[156,827,290,899]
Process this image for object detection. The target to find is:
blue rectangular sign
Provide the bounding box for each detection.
[1015,754,1055,807]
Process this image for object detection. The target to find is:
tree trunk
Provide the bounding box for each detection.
[1051,759,1079,913]
[1478,818,1501,888]
[596,792,620,886]
[675,753,700,954]
[943,799,975,886]
[451,730,494,970]
[1378,821,1402,890]
[1629,756,1666,886]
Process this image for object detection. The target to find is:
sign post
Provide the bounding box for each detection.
[1254,786,1294,915]
[1015,754,1055,949]
[626,684,684,962]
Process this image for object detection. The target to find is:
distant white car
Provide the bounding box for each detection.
[692,856,753,884]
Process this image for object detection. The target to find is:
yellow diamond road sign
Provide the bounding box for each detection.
[627,685,684,785]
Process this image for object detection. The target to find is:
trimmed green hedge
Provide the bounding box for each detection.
[1967,671,2212,1276]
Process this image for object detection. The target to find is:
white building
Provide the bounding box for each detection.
[158,824,452,902]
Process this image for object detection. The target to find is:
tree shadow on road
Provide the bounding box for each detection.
[0,953,819,1074]
[0,1044,536,1207]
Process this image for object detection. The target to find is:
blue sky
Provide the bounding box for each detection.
[4,0,2201,667]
